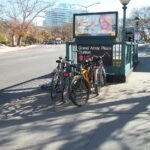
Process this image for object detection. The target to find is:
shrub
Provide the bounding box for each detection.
[0,33,8,45]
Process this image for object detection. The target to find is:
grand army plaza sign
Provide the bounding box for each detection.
[77,45,113,66]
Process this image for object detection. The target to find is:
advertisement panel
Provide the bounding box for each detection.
[73,12,118,38]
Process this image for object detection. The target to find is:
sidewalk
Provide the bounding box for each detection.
[0,44,38,54]
[0,44,149,150]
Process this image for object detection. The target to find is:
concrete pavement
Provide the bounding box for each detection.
[0,45,39,54]
[0,44,150,150]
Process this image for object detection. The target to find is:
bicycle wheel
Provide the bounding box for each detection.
[61,77,70,101]
[101,68,107,86]
[100,73,106,87]
[50,73,62,100]
[94,71,101,96]
[69,75,90,106]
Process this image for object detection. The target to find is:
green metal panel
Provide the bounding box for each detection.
[65,40,138,82]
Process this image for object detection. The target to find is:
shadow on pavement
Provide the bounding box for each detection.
[0,93,149,150]
[0,73,55,119]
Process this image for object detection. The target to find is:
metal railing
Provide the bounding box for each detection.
[66,41,138,81]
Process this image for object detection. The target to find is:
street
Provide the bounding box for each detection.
[0,44,150,150]
[0,45,66,89]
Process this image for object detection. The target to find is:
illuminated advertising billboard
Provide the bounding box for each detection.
[73,12,118,38]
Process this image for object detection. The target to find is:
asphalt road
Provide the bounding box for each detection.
[0,44,66,89]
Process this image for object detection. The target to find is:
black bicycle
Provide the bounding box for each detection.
[50,57,64,101]
[92,53,107,89]
[50,56,76,104]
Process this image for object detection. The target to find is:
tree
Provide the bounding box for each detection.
[7,19,19,46]
[38,28,50,43]
[0,4,10,44]
[0,4,4,20]
[130,6,150,41]
[61,23,73,41]
[0,33,8,44]
[3,0,56,46]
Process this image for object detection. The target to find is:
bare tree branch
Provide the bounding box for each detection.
[2,0,57,46]
[130,6,150,41]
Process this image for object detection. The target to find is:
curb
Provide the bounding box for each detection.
[0,45,39,54]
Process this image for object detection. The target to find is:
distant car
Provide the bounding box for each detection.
[47,39,63,44]
[138,40,145,44]
[55,39,63,44]
[55,38,63,44]
[47,39,56,44]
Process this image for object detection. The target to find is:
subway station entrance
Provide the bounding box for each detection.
[66,11,138,82]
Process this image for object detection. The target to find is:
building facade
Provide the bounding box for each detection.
[43,3,87,27]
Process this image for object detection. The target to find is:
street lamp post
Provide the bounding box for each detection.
[134,17,140,29]
[120,0,131,70]
[72,2,101,12]
[134,16,140,43]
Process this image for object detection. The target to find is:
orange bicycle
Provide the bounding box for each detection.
[69,53,108,106]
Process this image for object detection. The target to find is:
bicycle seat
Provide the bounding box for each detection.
[83,60,91,68]
[56,60,61,63]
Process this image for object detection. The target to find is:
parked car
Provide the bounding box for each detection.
[55,37,63,44]
[47,39,56,44]
[47,38,63,44]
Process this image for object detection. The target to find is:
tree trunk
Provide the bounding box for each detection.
[11,35,16,46]
[17,35,22,47]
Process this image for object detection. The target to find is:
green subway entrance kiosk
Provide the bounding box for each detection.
[66,11,138,82]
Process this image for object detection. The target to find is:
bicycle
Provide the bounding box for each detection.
[68,52,108,106]
[93,53,107,87]
[50,56,64,101]
[50,56,76,104]
[91,53,107,92]
[61,57,75,102]
[68,59,91,106]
